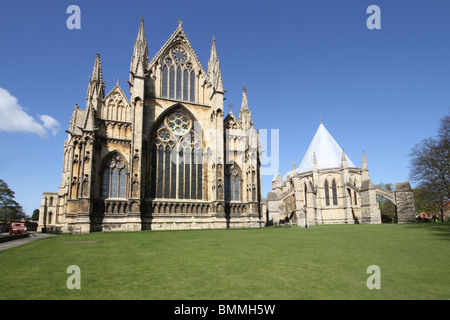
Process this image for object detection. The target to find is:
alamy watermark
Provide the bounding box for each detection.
[66,265,81,289]
[367,5,381,30]
[66,5,81,30]
[366,265,381,289]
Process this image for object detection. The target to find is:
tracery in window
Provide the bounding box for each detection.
[161,47,195,103]
[225,164,240,201]
[102,154,127,199]
[150,109,202,200]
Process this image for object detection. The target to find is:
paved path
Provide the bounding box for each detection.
[0,234,55,252]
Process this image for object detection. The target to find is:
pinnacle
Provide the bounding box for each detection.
[91,54,103,83]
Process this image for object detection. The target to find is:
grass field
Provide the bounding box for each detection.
[0,223,449,300]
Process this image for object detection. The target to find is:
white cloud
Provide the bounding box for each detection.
[0,87,60,138]
[38,114,60,136]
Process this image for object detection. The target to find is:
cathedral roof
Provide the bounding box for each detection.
[273,122,356,182]
[297,123,355,174]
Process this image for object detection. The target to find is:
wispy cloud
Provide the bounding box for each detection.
[0,87,60,138]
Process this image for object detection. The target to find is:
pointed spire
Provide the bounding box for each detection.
[275,173,283,182]
[239,83,253,130]
[208,36,223,92]
[362,150,367,169]
[361,150,370,181]
[241,83,249,111]
[90,54,103,83]
[130,17,149,79]
[292,159,296,174]
[87,54,105,106]
[68,104,79,133]
[82,102,97,132]
[209,36,218,60]
[136,17,148,51]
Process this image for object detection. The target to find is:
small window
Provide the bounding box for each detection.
[332,180,338,205]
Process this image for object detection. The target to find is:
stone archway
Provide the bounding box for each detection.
[360,180,416,224]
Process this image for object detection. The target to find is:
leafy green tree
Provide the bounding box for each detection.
[409,114,450,222]
[32,209,39,221]
[414,188,444,220]
[0,178,25,221]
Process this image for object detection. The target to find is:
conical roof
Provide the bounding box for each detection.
[297,123,355,173]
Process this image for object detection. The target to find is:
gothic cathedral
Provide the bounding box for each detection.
[39,19,263,233]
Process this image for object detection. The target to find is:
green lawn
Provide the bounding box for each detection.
[0,223,449,300]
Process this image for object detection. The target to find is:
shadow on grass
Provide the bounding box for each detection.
[404,222,450,241]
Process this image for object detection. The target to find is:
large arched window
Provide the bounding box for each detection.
[150,108,202,200]
[102,154,127,199]
[161,47,196,103]
[225,164,241,201]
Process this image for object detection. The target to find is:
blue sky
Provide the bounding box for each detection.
[0,0,449,216]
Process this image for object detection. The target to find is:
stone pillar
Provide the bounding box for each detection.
[395,182,417,224]
[360,180,381,224]
[266,192,280,226]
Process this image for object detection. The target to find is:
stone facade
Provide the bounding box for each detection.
[265,123,416,226]
[39,19,263,233]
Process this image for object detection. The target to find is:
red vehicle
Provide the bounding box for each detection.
[9,222,27,235]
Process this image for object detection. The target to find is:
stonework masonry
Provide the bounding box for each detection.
[39,19,417,233]
[39,19,263,233]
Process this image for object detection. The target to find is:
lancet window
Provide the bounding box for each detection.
[225,164,241,201]
[161,47,196,103]
[325,179,338,206]
[332,180,338,205]
[102,154,127,199]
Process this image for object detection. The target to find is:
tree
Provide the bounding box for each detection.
[32,209,39,221]
[414,188,444,218]
[409,114,450,222]
[0,178,25,221]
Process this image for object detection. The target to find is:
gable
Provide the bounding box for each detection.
[148,23,206,77]
[102,84,131,122]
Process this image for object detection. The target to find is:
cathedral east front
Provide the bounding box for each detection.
[39,19,262,233]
